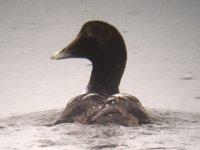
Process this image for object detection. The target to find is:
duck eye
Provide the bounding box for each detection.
[83,32,87,37]
[82,31,89,38]
[82,30,94,38]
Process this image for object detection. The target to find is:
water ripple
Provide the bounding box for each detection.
[0,109,200,150]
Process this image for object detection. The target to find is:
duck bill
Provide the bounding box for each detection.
[51,37,79,60]
[51,47,73,60]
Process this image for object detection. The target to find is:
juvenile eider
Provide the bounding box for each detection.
[51,21,152,126]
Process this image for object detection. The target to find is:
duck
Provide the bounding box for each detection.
[51,21,152,126]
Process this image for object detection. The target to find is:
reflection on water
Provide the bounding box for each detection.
[0,109,200,150]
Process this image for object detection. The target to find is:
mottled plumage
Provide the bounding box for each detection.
[51,21,152,126]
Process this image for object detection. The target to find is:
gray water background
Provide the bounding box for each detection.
[0,0,200,149]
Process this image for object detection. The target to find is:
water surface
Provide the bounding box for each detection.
[0,109,200,150]
[0,0,200,149]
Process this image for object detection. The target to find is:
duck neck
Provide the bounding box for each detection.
[86,57,126,97]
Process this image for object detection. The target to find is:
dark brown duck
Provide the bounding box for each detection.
[51,21,152,126]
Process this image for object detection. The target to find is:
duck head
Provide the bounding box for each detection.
[51,21,127,96]
[51,21,127,64]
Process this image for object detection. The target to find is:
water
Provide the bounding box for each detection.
[0,109,200,150]
[1,0,200,149]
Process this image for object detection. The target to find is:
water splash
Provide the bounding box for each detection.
[0,109,200,150]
